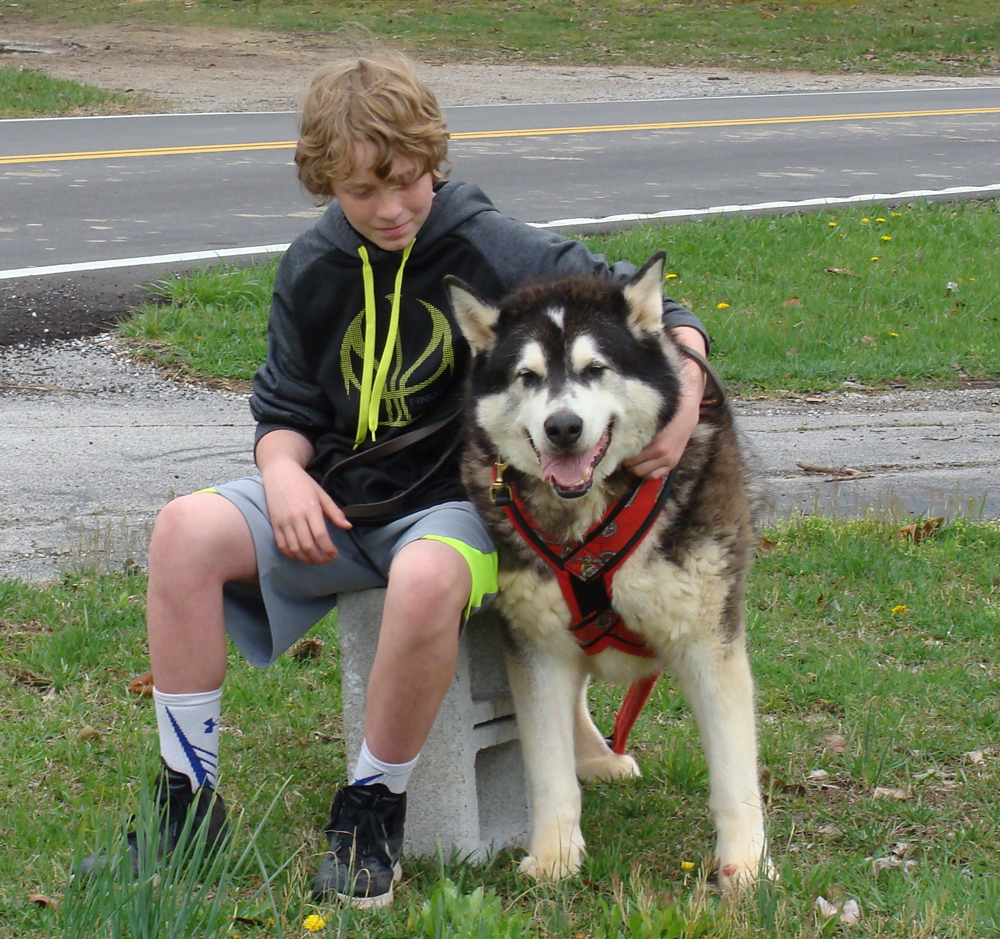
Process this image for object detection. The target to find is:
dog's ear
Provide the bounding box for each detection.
[444,275,500,353]
[623,251,667,337]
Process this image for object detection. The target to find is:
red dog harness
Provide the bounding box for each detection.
[490,464,676,753]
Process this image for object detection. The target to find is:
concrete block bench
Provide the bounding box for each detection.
[337,589,529,861]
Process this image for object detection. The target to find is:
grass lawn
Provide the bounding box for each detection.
[3,516,999,937]
[0,65,149,118]
[7,0,1000,76]
[122,199,1000,395]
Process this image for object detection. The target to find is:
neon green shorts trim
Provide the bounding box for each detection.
[421,535,499,619]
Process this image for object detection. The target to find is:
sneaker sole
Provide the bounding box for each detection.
[335,861,402,910]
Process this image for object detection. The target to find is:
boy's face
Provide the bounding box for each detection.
[331,145,435,252]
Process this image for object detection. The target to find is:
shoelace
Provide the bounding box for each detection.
[332,801,394,867]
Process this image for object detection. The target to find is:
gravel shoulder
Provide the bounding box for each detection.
[2,335,997,583]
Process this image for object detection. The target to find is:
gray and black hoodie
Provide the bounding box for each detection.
[251,180,705,524]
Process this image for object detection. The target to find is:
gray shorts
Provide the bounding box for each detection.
[211,476,497,668]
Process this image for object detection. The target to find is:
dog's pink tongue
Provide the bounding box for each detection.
[540,451,593,488]
[540,433,608,488]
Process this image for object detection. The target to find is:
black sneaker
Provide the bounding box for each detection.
[312,783,406,908]
[78,762,229,878]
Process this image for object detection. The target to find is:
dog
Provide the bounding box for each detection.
[445,253,772,892]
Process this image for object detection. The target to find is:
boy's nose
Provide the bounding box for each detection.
[375,190,403,219]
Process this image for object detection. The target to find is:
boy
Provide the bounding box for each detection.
[83,53,710,908]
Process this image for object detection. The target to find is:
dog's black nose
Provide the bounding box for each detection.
[544,410,583,448]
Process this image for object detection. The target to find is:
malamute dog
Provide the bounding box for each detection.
[445,253,771,891]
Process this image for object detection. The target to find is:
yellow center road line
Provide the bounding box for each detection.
[4,106,1000,166]
[0,140,295,165]
[451,106,1000,140]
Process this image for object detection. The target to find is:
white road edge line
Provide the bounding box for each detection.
[3,183,1000,281]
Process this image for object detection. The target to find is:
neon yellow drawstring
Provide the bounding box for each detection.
[353,240,415,447]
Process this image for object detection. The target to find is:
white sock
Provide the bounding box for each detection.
[153,687,222,793]
[351,739,419,794]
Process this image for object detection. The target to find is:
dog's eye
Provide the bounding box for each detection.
[517,369,543,388]
[583,363,606,378]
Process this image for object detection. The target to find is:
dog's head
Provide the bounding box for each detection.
[446,252,684,500]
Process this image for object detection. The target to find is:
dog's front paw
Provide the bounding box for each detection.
[576,750,641,782]
[717,853,776,893]
[519,832,585,881]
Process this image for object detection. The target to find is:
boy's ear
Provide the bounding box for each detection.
[623,250,667,337]
[444,275,500,353]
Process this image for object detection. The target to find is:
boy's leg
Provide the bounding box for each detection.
[80,491,258,876]
[314,538,472,908]
[147,491,258,695]
[147,491,258,791]
[365,538,471,763]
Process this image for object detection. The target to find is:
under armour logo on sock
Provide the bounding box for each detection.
[204,718,219,734]
[165,707,218,788]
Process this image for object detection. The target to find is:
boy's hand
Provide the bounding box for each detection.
[261,459,352,563]
[624,326,707,480]
[256,429,352,563]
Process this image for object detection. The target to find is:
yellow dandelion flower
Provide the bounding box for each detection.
[890,332,899,337]
[876,217,886,222]
[861,217,870,223]
[891,605,909,615]
[828,221,837,227]
[665,273,678,279]
[681,860,696,871]
[891,212,902,217]
[303,914,327,932]
[717,302,729,309]
[871,256,879,261]
[881,235,892,242]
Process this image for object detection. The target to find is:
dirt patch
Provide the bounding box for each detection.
[4,21,999,113]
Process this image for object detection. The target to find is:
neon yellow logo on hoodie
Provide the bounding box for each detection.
[340,297,455,431]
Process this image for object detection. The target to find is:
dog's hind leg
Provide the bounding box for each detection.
[574,677,641,782]
[669,630,772,892]
[505,641,587,881]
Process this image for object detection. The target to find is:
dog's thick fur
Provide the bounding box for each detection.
[446,254,771,891]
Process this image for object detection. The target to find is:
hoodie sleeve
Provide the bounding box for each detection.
[458,200,708,346]
[249,249,331,453]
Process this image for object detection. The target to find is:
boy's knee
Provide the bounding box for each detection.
[151,494,212,552]
[149,493,249,574]
[390,541,471,614]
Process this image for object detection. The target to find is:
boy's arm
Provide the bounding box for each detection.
[256,429,352,564]
[248,248,355,563]
[624,326,707,479]
[250,250,335,443]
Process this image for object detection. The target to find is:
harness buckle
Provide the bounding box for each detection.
[489,461,512,506]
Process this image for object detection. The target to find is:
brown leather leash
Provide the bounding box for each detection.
[321,412,461,522]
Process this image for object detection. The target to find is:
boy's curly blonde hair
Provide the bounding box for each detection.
[295,53,450,203]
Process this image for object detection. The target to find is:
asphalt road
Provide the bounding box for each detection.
[3,86,1000,275]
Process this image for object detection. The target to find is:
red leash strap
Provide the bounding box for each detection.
[610,671,662,755]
